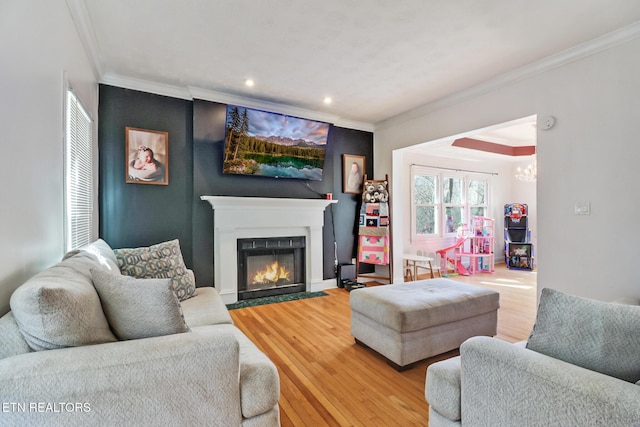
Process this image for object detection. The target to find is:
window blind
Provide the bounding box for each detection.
[65,90,93,251]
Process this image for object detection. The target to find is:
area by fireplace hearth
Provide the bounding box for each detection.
[200,196,338,304]
[237,236,305,300]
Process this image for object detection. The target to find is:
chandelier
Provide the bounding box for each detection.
[515,159,537,182]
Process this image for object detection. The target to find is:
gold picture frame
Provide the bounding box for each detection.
[343,154,365,194]
[125,127,169,185]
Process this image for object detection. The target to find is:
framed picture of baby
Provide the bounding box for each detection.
[125,127,169,185]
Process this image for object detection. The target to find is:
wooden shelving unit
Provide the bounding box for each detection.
[355,174,393,283]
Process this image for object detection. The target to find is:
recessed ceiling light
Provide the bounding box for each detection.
[245,79,254,87]
[323,96,332,105]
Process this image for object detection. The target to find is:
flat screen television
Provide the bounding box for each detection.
[223,105,330,181]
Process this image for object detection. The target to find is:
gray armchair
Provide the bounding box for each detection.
[427,337,640,426]
[426,288,640,426]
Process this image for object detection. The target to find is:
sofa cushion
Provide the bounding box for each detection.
[180,287,233,327]
[10,252,117,351]
[0,312,32,359]
[92,269,190,340]
[114,239,197,301]
[527,288,640,383]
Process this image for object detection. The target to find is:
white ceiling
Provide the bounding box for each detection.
[73,1,640,153]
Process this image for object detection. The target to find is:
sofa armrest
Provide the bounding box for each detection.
[1,325,243,427]
[610,295,640,305]
[181,286,233,327]
[426,355,461,422]
[460,336,640,426]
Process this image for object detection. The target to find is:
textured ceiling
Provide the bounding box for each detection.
[77,0,640,128]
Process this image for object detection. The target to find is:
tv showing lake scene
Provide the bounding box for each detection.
[223,105,330,181]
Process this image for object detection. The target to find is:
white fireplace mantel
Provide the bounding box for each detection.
[201,196,338,304]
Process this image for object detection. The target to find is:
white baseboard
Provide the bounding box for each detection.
[310,278,338,292]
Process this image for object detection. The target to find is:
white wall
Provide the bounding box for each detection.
[0,0,98,315]
[378,32,640,301]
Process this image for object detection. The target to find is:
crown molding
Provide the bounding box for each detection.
[332,118,375,132]
[189,87,340,123]
[100,73,193,100]
[375,21,640,131]
[98,76,375,131]
[188,87,374,132]
[66,0,103,79]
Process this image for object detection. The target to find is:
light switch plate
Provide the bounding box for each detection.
[574,202,590,215]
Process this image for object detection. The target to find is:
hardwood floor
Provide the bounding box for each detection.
[441,265,538,343]
[230,265,537,426]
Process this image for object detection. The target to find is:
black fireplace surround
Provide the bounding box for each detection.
[237,236,306,300]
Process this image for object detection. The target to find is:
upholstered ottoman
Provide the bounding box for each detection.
[350,278,499,370]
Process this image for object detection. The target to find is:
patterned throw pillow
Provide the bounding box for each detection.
[113,239,197,301]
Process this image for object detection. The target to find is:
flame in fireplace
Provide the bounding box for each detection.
[253,261,291,284]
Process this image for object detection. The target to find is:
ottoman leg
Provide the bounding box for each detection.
[354,338,417,371]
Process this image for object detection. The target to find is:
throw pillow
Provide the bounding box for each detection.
[91,269,190,340]
[527,288,640,383]
[114,239,196,301]
[9,252,117,351]
[63,238,121,274]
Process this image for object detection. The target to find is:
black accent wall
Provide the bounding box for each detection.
[98,86,194,262]
[99,85,373,287]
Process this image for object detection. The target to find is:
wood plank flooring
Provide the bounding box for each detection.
[230,265,537,426]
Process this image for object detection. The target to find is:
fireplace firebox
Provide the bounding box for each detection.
[237,236,306,300]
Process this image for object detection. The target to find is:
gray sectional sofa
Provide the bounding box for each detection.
[0,239,280,426]
[426,288,640,426]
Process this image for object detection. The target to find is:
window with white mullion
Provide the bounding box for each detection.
[468,177,489,218]
[65,89,93,251]
[442,174,465,235]
[411,166,492,241]
[411,166,440,238]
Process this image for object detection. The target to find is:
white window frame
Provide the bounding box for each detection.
[411,167,440,237]
[441,173,466,237]
[64,85,94,252]
[411,166,490,242]
[468,177,490,219]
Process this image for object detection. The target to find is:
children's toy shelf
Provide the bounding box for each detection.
[355,174,393,283]
[504,203,534,270]
[454,216,495,274]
